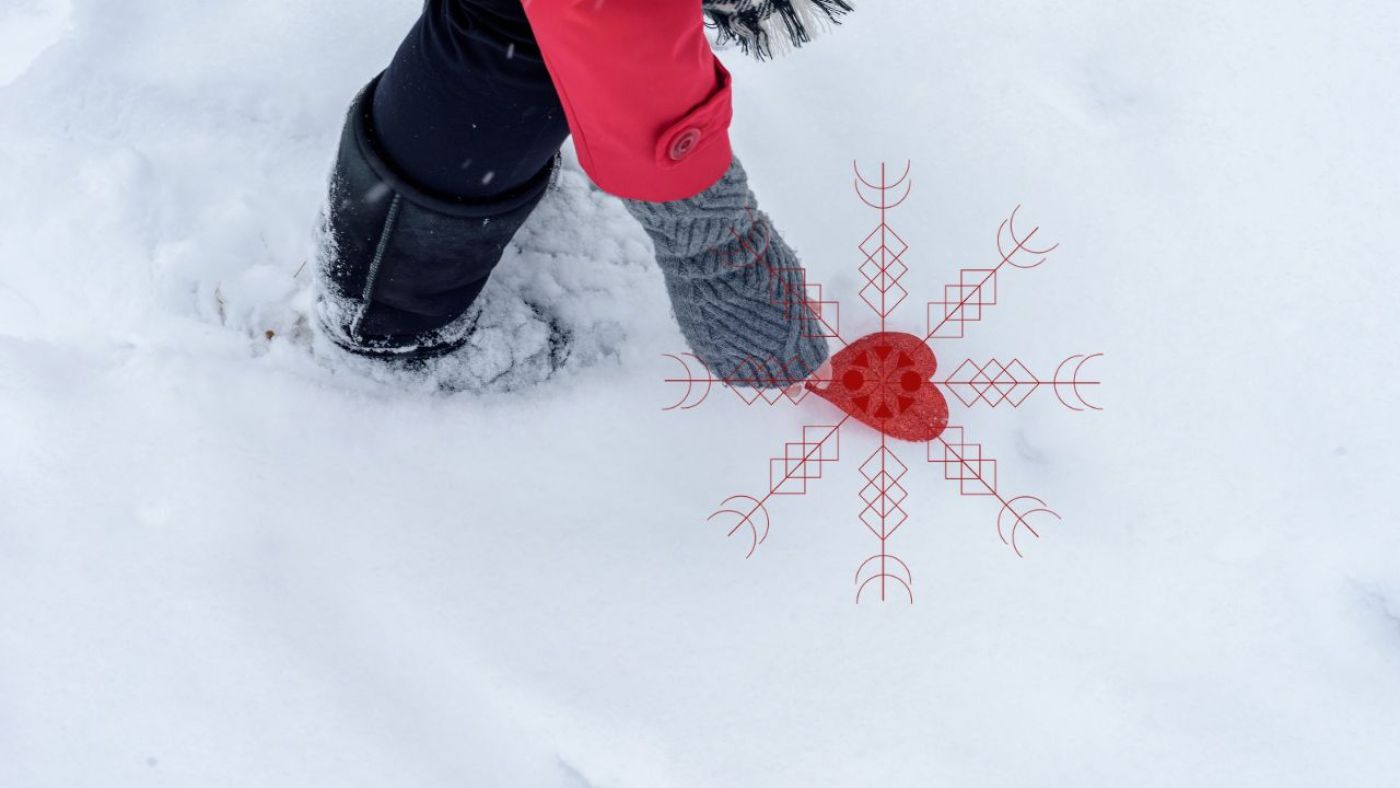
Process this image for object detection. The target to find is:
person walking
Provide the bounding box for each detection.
[314,0,851,388]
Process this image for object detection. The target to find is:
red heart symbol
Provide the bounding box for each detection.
[805,332,949,443]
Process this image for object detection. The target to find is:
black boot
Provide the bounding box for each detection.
[314,74,558,359]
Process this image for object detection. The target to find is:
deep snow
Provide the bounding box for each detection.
[3,0,1400,785]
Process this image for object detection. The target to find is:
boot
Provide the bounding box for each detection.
[314,74,558,359]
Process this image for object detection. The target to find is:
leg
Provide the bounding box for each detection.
[372,0,569,199]
[315,0,570,358]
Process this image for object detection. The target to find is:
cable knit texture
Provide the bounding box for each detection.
[623,155,830,388]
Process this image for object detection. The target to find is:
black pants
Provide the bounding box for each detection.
[371,0,571,200]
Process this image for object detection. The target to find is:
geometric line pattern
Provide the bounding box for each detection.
[942,358,1040,408]
[663,161,1100,603]
[926,426,998,496]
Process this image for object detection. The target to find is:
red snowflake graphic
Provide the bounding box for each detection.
[663,162,1102,602]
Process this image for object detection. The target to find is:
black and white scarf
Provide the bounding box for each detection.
[701,0,855,60]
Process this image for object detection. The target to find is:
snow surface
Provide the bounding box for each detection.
[4,0,1400,785]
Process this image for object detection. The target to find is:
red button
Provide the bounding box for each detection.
[668,127,703,161]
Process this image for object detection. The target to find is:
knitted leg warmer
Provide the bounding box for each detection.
[622,155,830,388]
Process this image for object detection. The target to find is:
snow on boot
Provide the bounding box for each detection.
[313,74,559,360]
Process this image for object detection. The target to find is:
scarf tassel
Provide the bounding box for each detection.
[703,0,855,60]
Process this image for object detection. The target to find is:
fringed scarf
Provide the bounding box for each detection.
[701,0,855,60]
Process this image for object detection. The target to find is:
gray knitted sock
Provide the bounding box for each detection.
[622,155,830,388]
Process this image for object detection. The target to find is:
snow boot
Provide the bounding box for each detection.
[314,74,558,360]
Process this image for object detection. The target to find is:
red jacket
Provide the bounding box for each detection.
[521,0,734,202]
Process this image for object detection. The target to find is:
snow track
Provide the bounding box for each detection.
[4,0,1400,785]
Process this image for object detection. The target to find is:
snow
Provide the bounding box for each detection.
[3,0,1400,785]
